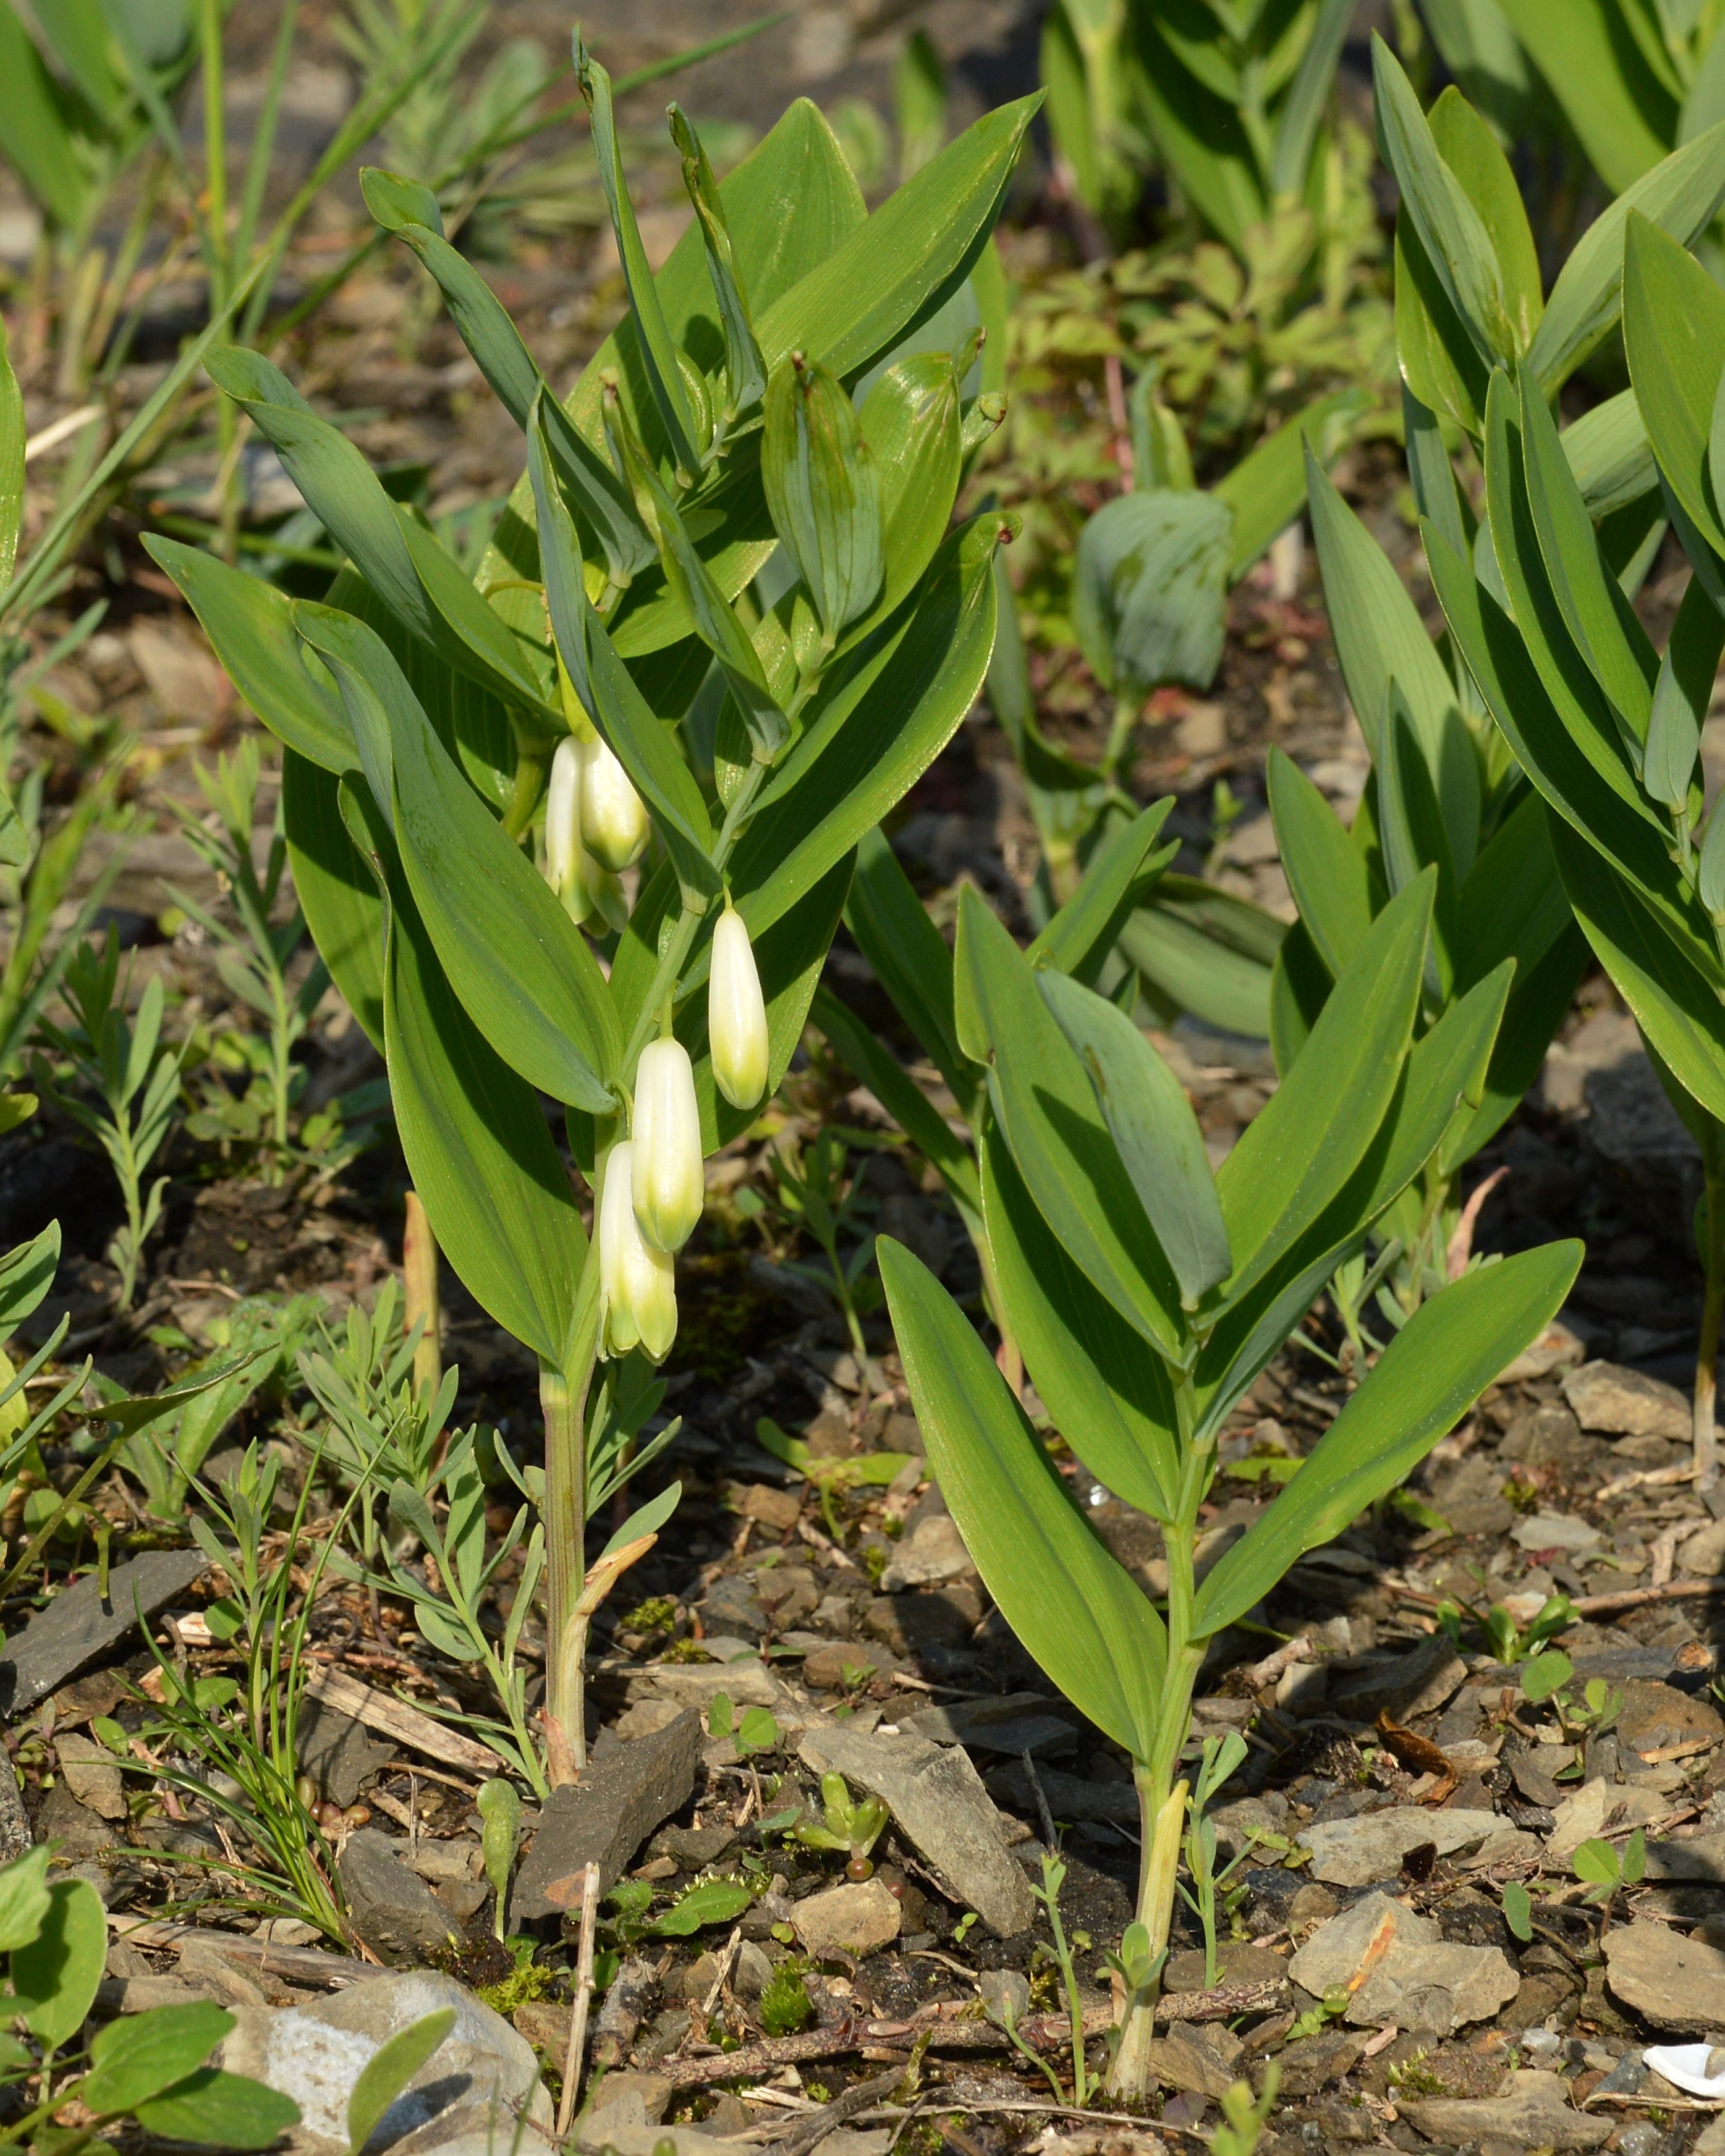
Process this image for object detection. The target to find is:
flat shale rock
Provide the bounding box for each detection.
[900,1693,1073,1756]
[1645,1832,1725,1883]
[513,1711,703,1926]
[798,1724,1034,1936]
[792,1875,901,1957]
[879,1513,976,1591]
[1561,1362,1689,1441]
[1296,1806,1499,1886]
[1289,1891,1518,2032]
[1396,2069,1612,2149]
[0,1550,206,1716]
[1617,1678,1725,1758]
[1326,1633,1465,1723]
[1604,1919,1725,2032]
[337,1832,456,1966]
[219,1968,551,2156]
[1546,1778,1667,1862]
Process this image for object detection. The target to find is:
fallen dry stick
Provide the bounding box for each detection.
[303,1664,503,1777]
[107,1916,378,1986]
[667,1978,1290,2089]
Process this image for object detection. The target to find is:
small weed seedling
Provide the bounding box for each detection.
[794,1771,889,1878]
[1574,1830,1646,1932]
[1209,2061,1279,2156]
[1177,1730,1250,1989]
[707,1693,779,1762]
[477,1778,523,1943]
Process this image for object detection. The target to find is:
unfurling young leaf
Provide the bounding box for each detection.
[761,353,884,646]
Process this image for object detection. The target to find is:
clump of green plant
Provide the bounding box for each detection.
[32,930,182,1311]
[155,41,1039,1793]
[708,1693,779,1762]
[0,1841,302,2149]
[1210,2061,1279,2156]
[1520,1649,1623,1743]
[794,1771,889,1878]
[1437,1589,1575,1665]
[1574,1828,1645,1930]
[879,877,1579,2097]
[1177,1731,1252,1989]
[758,1960,815,2037]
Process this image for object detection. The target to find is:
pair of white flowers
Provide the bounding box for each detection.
[541,730,770,1361]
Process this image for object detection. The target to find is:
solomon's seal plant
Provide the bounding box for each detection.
[879,878,1579,2097]
[150,37,1036,1783]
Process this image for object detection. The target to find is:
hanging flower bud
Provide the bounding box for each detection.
[632,1037,703,1253]
[600,1141,677,1360]
[544,737,595,925]
[580,735,650,872]
[709,902,769,1110]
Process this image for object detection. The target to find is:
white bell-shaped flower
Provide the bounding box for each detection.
[632,1036,703,1253]
[709,902,769,1110]
[600,1140,677,1360]
[579,734,650,872]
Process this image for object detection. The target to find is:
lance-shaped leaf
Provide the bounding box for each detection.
[142,538,355,774]
[1038,966,1231,1307]
[879,1237,1165,1762]
[0,1222,59,1335]
[203,348,557,719]
[1625,213,1725,560]
[1195,1241,1581,1637]
[376,829,587,1369]
[1532,123,1725,395]
[731,514,1001,941]
[1647,576,1723,812]
[361,167,653,590]
[1267,748,1374,981]
[1072,487,1232,695]
[1307,448,1477,869]
[1516,367,1656,745]
[1216,873,1433,1303]
[981,1123,1177,1520]
[611,408,788,756]
[283,755,386,1052]
[669,105,766,424]
[855,352,964,632]
[295,607,621,1112]
[761,353,884,645]
[1371,35,1510,366]
[575,32,701,480]
[956,886,1185,1361]
[528,408,721,907]
[1027,799,1176,984]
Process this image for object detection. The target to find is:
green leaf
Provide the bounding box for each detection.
[0,3,91,230]
[650,1877,755,1935]
[1269,0,1351,200]
[1532,125,1725,395]
[1562,390,1656,522]
[732,515,1002,941]
[0,1222,59,1336]
[0,313,21,594]
[956,886,1184,1361]
[143,538,355,774]
[1038,967,1232,1306]
[1496,0,1672,193]
[1520,1649,1572,1704]
[1195,1241,1581,1636]
[0,1846,50,1954]
[1307,450,1475,868]
[1267,748,1373,979]
[295,605,621,1111]
[284,755,386,1053]
[1515,367,1656,744]
[761,353,884,643]
[1627,212,1725,564]
[80,2002,236,2115]
[857,352,965,630]
[575,34,701,480]
[1216,874,1433,1302]
[1371,36,1509,365]
[1427,86,1543,352]
[600,1478,682,1560]
[1647,575,1722,810]
[1118,877,1285,1038]
[1072,487,1233,694]
[381,835,587,1368]
[1572,1837,1618,1886]
[1502,1879,1534,1940]
[346,2007,455,2156]
[752,95,1041,387]
[135,2070,302,2150]
[981,1123,1177,1520]
[879,1237,1165,1762]
[9,1875,104,2048]
[1549,816,1725,1122]
[1027,799,1175,984]
[669,106,766,424]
